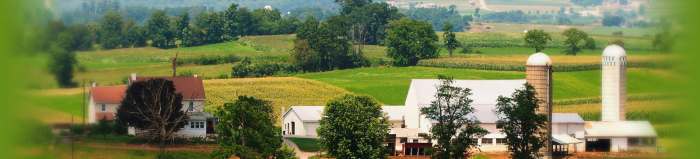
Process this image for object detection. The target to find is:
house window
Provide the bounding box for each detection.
[629,137,656,146]
[412,139,419,143]
[188,102,194,112]
[496,138,507,144]
[481,138,493,144]
[101,104,106,112]
[291,122,295,135]
[496,123,504,129]
[190,121,204,129]
[400,137,408,143]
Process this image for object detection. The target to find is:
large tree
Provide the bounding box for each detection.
[562,28,592,55]
[291,17,368,72]
[223,4,241,40]
[47,44,77,88]
[212,96,290,159]
[98,11,124,49]
[116,79,188,148]
[442,23,460,57]
[317,94,389,159]
[146,10,175,49]
[420,75,487,158]
[385,18,439,66]
[495,84,547,159]
[524,29,552,52]
[195,12,225,44]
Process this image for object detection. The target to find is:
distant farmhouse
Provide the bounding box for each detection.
[87,74,216,138]
[282,45,657,156]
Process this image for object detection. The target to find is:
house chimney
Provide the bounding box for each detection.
[193,74,199,78]
[91,82,96,87]
[130,73,137,82]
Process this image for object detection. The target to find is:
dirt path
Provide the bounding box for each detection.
[283,138,318,159]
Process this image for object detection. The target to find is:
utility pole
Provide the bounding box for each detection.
[171,52,179,77]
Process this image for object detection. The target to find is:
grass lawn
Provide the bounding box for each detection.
[287,137,321,152]
[298,67,672,105]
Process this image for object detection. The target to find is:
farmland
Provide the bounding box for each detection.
[297,67,672,105]
[203,77,350,114]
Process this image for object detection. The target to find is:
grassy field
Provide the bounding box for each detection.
[203,77,351,114]
[298,67,672,105]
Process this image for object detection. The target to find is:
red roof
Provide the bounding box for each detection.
[91,85,127,104]
[132,76,206,100]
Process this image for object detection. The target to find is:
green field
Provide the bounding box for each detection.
[298,67,672,105]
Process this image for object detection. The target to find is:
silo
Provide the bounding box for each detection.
[526,52,553,157]
[602,45,627,122]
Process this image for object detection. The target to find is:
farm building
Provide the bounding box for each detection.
[282,47,658,155]
[87,73,216,138]
[582,45,658,152]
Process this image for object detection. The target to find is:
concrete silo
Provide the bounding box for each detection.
[602,45,627,122]
[526,52,553,157]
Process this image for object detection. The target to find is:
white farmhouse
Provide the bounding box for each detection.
[88,74,216,138]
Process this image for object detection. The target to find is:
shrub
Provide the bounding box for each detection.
[232,58,298,78]
[177,55,240,65]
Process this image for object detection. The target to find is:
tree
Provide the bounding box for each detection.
[524,29,552,52]
[442,23,460,57]
[317,94,390,159]
[116,79,188,149]
[48,44,77,88]
[495,84,547,159]
[652,22,674,52]
[385,18,439,66]
[122,20,147,48]
[212,96,285,159]
[146,10,175,49]
[195,12,225,44]
[602,15,625,27]
[562,28,590,55]
[291,17,368,72]
[174,12,191,42]
[236,8,260,36]
[57,24,94,51]
[98,11,124,49]
[335,0,372,14]
[223,4,241,40]
[420,75,487,158]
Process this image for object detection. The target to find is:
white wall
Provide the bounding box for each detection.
[175,119,207,138]
[304,122,320,137]
[602,56,626,122]
[282,111,306,136]
[611,137,628,152]
[88,97,121,124]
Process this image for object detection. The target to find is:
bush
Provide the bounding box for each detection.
[177,55,240,65]
[232,58,299,78]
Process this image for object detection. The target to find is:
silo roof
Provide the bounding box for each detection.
[603,45,626,57]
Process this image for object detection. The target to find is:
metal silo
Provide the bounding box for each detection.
[526,52,553,157]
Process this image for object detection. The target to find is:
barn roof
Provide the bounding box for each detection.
[131,76,206,100]
[90,85,127,104]
[284,106,406,122]
[406,79,527,107]
[585,121,657,137]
